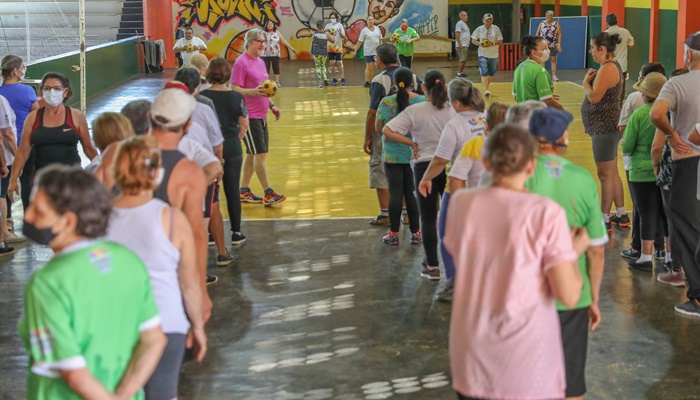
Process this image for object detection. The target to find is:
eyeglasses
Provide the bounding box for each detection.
[254,39,266,43]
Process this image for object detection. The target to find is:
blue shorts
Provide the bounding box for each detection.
[365,55,376,63]
[478,56,498,77]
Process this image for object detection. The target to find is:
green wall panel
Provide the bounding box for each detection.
[521,4,535,38]
[587,15,602,68]
[625,7,650,80]
[560,5,582,17]
[588,6,602,17]
[658,9,678,73]
[448,3,513,44]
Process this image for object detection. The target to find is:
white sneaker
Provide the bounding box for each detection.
[553,75,560,82]
[485,90,491,97]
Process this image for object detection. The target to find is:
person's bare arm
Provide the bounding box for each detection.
[471,38,481,47]
[418,156,449,196]
[30,101,39,112]
[449,177,466,193]
[238,116,249,140]
[60,369,116,400]
[8,112,36,201]
[651,100,691,155]
[230,83,266,98]
[202,160,223,184]
[586,244,605,330]
[1,126,17,156]
[213,144,223,161]
[543,97,564,110]
[455,32,461,48]
[95,143,119,192]
[365,110,377,155]
[74,110,98,160]
[278,32,295,53]
[382,125,415,147]
[546,261,583,309]
[584,64,617,104]
[536,23,543,37]
[113,326,167,400]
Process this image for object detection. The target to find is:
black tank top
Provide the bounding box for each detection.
[154,150,186,205]
[30,106,81,170]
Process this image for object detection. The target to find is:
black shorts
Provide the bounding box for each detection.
[559,307,589,397]
[243,118,269,155]
[204,181,220,218]
[328,52,343,61]
[263,56,280,75]
[1,165,11,198]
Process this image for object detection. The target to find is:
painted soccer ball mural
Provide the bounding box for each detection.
[292,0,357,28]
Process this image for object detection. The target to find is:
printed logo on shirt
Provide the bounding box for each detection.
[30,326,54,358]
[88,246,112,273]
[468,117,485,127]
[544,159,563,178]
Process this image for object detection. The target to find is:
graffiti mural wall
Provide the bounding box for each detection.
[172,0,448,61]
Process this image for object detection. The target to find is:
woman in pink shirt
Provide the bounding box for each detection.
[444,124,589,400]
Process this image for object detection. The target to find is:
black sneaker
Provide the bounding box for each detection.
[208,233,215,247]
[420,258,440,281]
[628,259,653,272]
[216,252,233,267]
[363,81,371,88]
[621,247,641,260]
[605,220,612,232]
[231,232,247,246]
[206,275,218,285]
[435,279,454,303]
[456,73,468,78]
[610,214,631,227]
[0,246,15,257]
[654,250,666,260]
[331,78,338,86]
[674,299,700,317]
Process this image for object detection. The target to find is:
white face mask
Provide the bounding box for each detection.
[16,67,26,81]
[42,89,64,107]
[330,18,337,24]
[538,48,551,63]
[155,167,165,187]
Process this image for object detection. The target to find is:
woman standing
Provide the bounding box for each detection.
[445,124,587,400]
[383,70,456,280]
[581,32,627,231]
[391,19,420,70]
[354,16,384,87]
[262,21,297,87]
[312,20,334,88]
[536,11,563,82]
[107,137,207,399]
[512,35,563,109]
[201,58,250,245]
[376,67,424,245]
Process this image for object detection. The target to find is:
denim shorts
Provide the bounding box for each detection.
[478,56,498,76]
[365,55,376,63]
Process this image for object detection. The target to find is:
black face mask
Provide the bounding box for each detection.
[22,220,56,246]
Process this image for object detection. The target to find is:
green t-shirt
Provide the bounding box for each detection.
[622,103,656,182]
[525,154,609,310]
[394,27,420,56]
[512,59,554,103]
[19,240,160,400]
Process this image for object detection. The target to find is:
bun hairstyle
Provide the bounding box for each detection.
[640,62,665,78]
[448,78,485,113]
[520,35,544,58]
[592,32,622,54]
[484,123,534,177]
[394,67,414,113]
[113,136,162,195]
[423,69,448,109]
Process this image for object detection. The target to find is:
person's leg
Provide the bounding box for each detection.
[402,164,420,233]
[661,186,682,271]
[20,148,35,211]
[144,333,186,400]
[241,153,255,189]
[272,56,281,83]
[669,158,700,302]
[222,140,244,235]
[384,163,403,233]
[595,160,617,217]
[439,192,455,280]
[551,55,558,78]
[338,60,345,80]
[630,182,657,261]
[415,162,445,268]
[559,308,590,400]
[626,170,641,252]
[253,153,270,189]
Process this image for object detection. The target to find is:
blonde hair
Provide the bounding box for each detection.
[92,112,135,152]
[113,136,161,195]
[190,54,209,73]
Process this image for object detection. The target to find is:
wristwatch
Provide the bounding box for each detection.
[665,132,674,139]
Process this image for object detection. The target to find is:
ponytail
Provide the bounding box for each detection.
[423,69,448,109]
[393,67,413,113]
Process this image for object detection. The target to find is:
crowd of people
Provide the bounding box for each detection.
[1,9,700,399]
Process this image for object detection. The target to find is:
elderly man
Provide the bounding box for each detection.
[173,27,208,65]
[455,11,470,78]
[604,13,634,104]
[471,13,503,97]
[650,31,700,317]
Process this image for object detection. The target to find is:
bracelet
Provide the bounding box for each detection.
[269,104,275,110]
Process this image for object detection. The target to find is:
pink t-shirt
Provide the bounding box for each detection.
[230,53,270,119]
[444,186,578,400]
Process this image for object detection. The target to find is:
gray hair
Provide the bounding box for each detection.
[505,100,547,130]
[448,78,485,112]
[684,45,700,66]
[121,100,152,135]
[244,28,265,49]
[545,10,554,16]
[400,18,409,24]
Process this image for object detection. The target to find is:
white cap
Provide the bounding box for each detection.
[151,89,196,129]
[483,13,493,20]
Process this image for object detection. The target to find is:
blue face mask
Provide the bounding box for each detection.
[22,220,56,246]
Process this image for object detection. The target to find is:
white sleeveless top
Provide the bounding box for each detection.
[107,199,189,334]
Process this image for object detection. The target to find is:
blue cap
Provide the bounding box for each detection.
[528,107,574,144]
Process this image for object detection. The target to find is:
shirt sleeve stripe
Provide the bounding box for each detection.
[139,315,162,332]
[31,356,87,378]
[539,95,553,100]
[589,236,610,247]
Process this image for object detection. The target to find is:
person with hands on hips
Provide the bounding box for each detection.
[173,27,208,65]
[471,13,503,98]
[391,19,420,70]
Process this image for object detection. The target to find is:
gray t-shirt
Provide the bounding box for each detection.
[656,69,700,153]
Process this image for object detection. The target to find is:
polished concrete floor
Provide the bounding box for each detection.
[0,58,697,399]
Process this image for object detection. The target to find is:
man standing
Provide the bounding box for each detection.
[471,13,503,97]
[651,32,700,317]
[391,19,420,70]
[173,27,208,65]
[231,28,286,206]
[525,108,607,400]
[455,11,470,78]
[604,13,634,104]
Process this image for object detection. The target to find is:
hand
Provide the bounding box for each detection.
[186,326,208,362]
[553,94,560,101]
[557,45,562,52]
[570,226,590,256]
[584,69,597,84]
[418,178,432,197]
[654,165,660,177]
[290,48,297,54]
[192,45,199,51]
[589,302,601,331]
[7,179,18,203]
[270,105,281,121]
[458,45,462,50]
[252,86,267,97]
[351,51,356,58]
[410,142,419,160]
[363,137,372,155]
[202,292,213,323]
[669,132,692,155]
[0,165,8,179]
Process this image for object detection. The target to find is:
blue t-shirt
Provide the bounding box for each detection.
[0,83,37,141]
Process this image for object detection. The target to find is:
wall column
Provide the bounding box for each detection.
[143,0,176,68]
[582,0,588,16]
[554,0,560,17]
[649,0,659,62]
[602,0,625,31]
[535,0,541,18]
[677,0,700,68]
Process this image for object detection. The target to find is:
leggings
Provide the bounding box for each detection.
[384,163,420,233]
[262,56,281,75]
[438,192,456,280]
[628,180,668,242]
[627,171,664,251]
[221,136,243,233]
[20,148,35,210]
[313,55,328,82]
[413,161,446,267]
[399,54,413,70]
[660,186,682,271]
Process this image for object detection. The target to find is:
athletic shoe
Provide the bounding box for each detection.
[0,246,14,257]
[674,299,700,317]
[331,78,338,86]
[363,81,371,88]
[610,213,631,227]
[605,221,612,232]
[216,252,234,267]
[231,232,247,245]
[318,83,324,88]
[276,81,282,88]
[340,78,347,86]
[658,269,686,287]
[206,275,218,285]
[552,75,560,82]
[484,90,491,97]
[4,234,25,244]
[456,73,467,78]
[264,190,286,206]
[628,259,653,272]
[421,264,440,281]
[324,79,330,86]
[208,233,215,246]
[382,231,399,245]
[369,216,390,226]
[621,247,641,260]
[654,249,666,260]
[435,279,454,303]
[410,232,422,245]
[240,191,263,203]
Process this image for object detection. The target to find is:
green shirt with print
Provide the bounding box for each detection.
[525,154,608,310]
[622,103,656,182]
[19,241,160,400]
[512,59,554,103]
[394,27,420,56]
[377,95,425,164]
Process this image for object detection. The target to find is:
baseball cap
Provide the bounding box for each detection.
[528,108,573,144]
[685,31,700,51]
[151,88,196,129]
[163,80,191,94]
[483,13,493,20]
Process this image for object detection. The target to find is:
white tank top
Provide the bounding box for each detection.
[106,199,189,334]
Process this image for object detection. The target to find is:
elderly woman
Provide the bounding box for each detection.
[513,35,563,109]
[262,20,296,87]
[107,137,207,399]
[391,18,420,70]
[536,10,563,82]
[85,112,135,173]
[8,72,97,203]
[19,165,166,399]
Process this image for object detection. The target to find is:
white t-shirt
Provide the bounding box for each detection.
[173,37,207,65]
[434,110,487,162]
[0,95,16,166]
[178,137,219,169]
[385,101,457,163]
[358,26,383,56]
[471,25,503,59]
[190,102,224,151]
[605,25,634,73]
[455,20,471,48]
[324,22,345,53]
[618,90,644,171]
